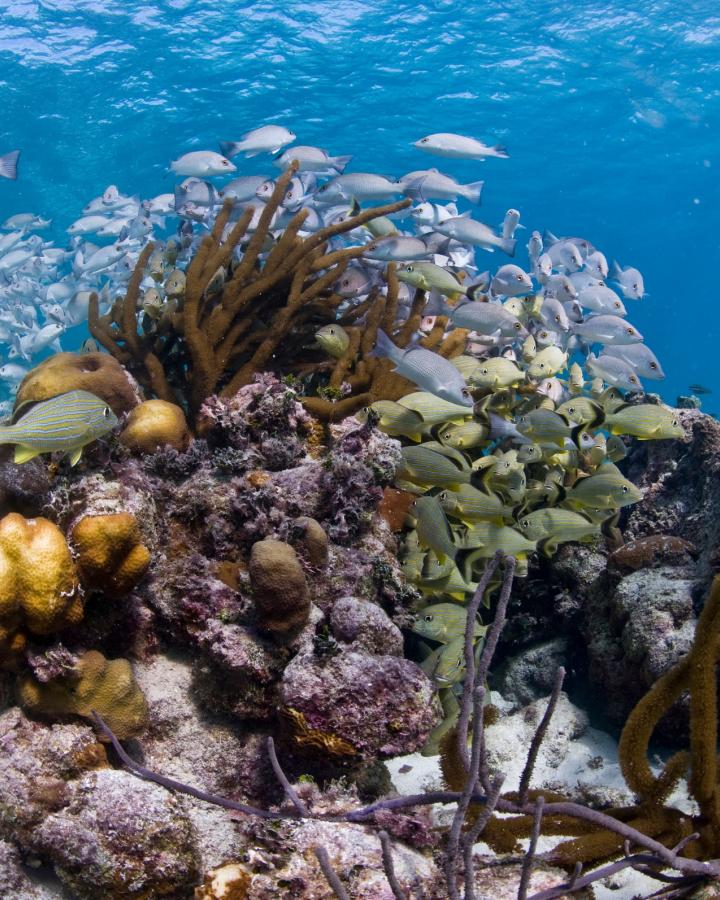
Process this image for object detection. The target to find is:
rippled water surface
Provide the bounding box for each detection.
[2,0,719,402]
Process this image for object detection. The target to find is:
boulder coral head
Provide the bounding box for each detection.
[14,351,140,417]
[0,513,81,666]
[249,538,311,637]
[18,649,148,740]
[70,512,151,597]
[119,398,192,454]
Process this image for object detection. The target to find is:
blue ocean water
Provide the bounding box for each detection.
[1,0,718,405]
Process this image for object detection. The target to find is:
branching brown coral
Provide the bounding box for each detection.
[89,166,464,421]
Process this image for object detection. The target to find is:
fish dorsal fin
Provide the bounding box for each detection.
[11,398,41,424]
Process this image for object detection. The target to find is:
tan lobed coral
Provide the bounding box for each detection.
[71,512,151,597]
[18,649,149,739]
[249,538,311,636]
[0,513,82,665]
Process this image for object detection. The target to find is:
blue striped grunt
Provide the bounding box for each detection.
[2,390,118,465]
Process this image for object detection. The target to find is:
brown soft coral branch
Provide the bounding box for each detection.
[89,191,419,420]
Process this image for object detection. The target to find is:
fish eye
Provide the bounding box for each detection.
[481,368,488,375]
[103,407,111,418]
[516,274,524,281]
[626,327,635,335]
[633,283,639,290]
[455,658,463,669]
[406,265,413,272]
[672,419,678,426]
[650,362,657,369]
[630,376,639,384]
[539,363,545,369]
[622,485,629,493]
[568,406,575,414]
[424,614,434,622]
[554,315,561,322]
[514,322,522,330]
[421,138,428,143]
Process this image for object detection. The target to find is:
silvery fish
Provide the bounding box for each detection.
[435,216,516,256]
[373,331,473,407]
[585,250,609,278]
[547,240,583,272]
[410,201,459,229]
[316,173,402,203]
[543,274,578,302]
[220,175,267,201]
[571,314,643,345]
[540,297,570,332]
[604,344,665,380]
[412,602,486,643]
[2,212,49,230]
[611,261,645,300]
[490,264,533,297]
[444,298,527,338]
[220,125,296,158]
[400,169,484,204]
[500,209,522,240]
[0,390,117,465]
[576,283,627,316]
[170,151,236,177]
[585,352,641,391]
[413,132,509,160]
[274,145,351,173]
[364,236,430,262]
[334,265,375,298]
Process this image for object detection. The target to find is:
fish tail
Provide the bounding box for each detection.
[331,155,353,173]
[464,180,484,205]
[501,237,517,257]
[369,328,401,363]
[492,145,509,159]
[0,150,20,180]
[218,141,240,159]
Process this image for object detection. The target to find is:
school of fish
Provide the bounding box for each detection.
[2,125,683,749]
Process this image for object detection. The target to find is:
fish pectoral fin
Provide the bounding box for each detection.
[67,446,84,467]
[14,444,41,464]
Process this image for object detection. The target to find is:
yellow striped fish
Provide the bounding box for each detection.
[3,390,117,465]
[412,602,486,643]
